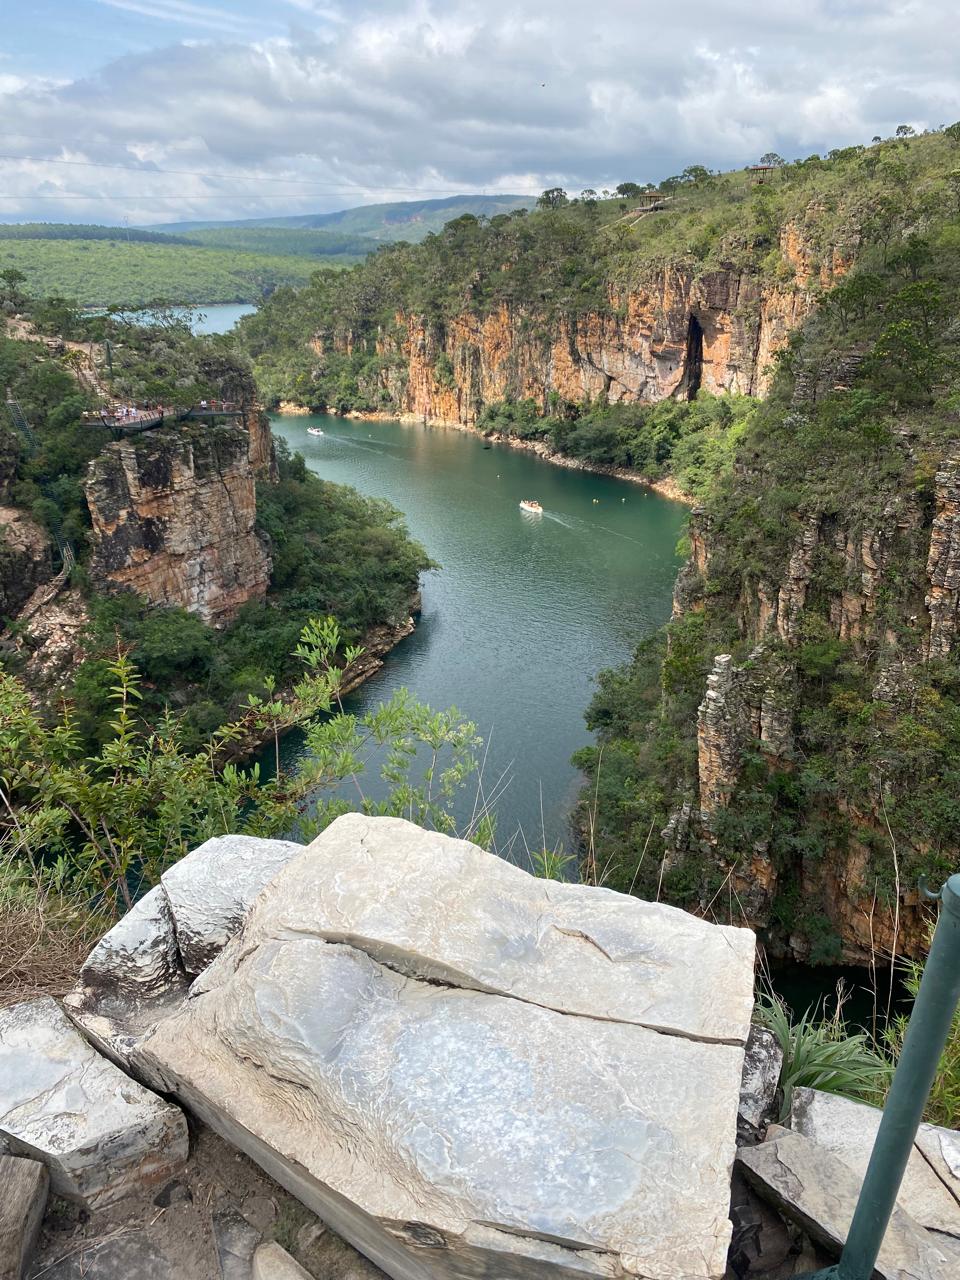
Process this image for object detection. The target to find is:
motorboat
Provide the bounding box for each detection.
[519,499,543,513]
[307,426,324,436]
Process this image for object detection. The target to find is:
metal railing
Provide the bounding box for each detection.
[799,872,960,1279]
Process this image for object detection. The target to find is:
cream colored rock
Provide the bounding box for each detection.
[252,1242,314,1280]
[0,998,187,1207]
[739,1129,953,1280]
[135,815,756,1280]
[790,1087,960,1237]
[255,813,756,1044]
[160,834,306,976]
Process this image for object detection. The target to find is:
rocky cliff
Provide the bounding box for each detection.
[0,505,53,619]
[85,421,271,627]
[673,454,959,963]
[337,220,845,425]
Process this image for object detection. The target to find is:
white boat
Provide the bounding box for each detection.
[519,499,543,513]
[307,426,324,436]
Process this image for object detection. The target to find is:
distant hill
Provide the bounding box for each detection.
[0,234,331,307]
[150,194,537,243]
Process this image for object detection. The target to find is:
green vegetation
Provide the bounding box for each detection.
[67,440,432,747]
[0,620,482,1001]
[1,292,431,756]
[477,393,756,498]
[886,950,960,1128]
[573,129,960,953]
[181,226,376,258]
[0,235,326,307]
[757,990,892,1118]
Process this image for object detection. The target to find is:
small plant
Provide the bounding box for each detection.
[530,847,575,880]
[757,986,892,1119]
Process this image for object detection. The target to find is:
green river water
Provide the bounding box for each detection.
[270,412,687,859]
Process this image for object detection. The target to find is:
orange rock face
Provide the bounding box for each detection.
[349,241,842,424]
[86,424,271,627]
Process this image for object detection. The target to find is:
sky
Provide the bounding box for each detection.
[0,0,958,226]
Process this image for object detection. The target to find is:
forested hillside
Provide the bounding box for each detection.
[0,234,321,306]
[237,128,960,963]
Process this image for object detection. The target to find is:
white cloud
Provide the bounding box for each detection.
[1,0,958,224]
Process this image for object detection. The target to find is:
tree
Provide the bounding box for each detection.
[580,188,599,211]
[895,124,916,139]
[949,169,960,214]
[0,268,28,310]
[0,619,485,916]
[946,122,960,144]
[759,152,786,167]
[615,182,642,198]
[681,165,714,184]
[537,187,569,209]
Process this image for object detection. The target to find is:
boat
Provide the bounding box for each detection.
[519,499,543,514]
[307,426,324,436]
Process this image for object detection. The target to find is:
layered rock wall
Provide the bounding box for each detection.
[341,222,846,425]
[675,474,953,961]
[85,423,271,626]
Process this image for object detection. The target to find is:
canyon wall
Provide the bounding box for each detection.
[345,222,846,424]
[85,420,271,627]
[676,461,960,963]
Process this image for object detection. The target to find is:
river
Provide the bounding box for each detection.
[270,413,686,858]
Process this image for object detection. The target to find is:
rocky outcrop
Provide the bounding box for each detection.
[0,998,187,1208]
[85,424,271,626]
[0,505,53,618]
[341,236,842,426]
[738,1129,955,1280]
[72,814,756,1280]
[789,1088,960,1238]
[697,648,794,826]
[925,456,960,660]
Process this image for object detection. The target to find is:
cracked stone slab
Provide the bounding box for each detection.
[138,922,747,1279]
[160,834,306,976]
[790,1087,960,1237]
[738,1129,954,1280]
[0,998,187,1208]
[248,812,756,1044]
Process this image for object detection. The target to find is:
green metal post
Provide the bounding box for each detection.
[801,873,960,1280]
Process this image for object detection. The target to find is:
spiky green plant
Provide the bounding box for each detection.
[757,988,893,1120]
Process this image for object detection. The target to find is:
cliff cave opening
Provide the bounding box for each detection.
[684,314,704,400]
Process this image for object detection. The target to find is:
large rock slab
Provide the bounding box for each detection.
[65,836,307,1075]
[235,812,755,1043]
[738,1129,954,1280]
[161,834,305,976]
[790,1087,960,1237]
[0,998,187,1207]
[135,814,756,1280]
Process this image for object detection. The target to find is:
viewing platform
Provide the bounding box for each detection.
[83,401,244,436]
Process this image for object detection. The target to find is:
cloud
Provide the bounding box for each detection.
[95,0,267,36]
[2,0,959,225]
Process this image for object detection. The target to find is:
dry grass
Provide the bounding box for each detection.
[0,895,106,1008]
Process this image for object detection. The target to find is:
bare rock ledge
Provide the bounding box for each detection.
[111,813,758,1280]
